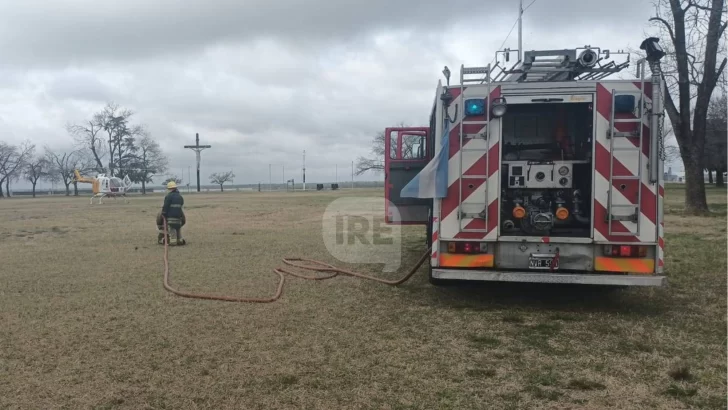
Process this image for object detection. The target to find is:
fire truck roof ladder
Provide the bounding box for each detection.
[490,47,630,83]
[606,60,646,237]
[457,64,492,232]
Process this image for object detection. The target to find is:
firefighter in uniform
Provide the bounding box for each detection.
[157,181,186,245]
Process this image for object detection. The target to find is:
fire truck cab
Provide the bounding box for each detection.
[385,43,667,287]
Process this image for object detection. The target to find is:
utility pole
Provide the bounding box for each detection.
[335,164,338,184]
[302,150,306,191]
[183,133,212,192]
[351,161,354,190]
[518,0,523,62]
[269,163,272,192]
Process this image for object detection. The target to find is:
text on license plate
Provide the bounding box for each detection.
[529,257,558,269]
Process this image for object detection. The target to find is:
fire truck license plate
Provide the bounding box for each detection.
[528,256,558,270]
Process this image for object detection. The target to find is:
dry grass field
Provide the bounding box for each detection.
[0,185,725,409]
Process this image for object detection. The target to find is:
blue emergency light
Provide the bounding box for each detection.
[614,95,636,113]
[464,99,485,116]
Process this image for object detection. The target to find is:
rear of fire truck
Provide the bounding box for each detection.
[385,43,667,287]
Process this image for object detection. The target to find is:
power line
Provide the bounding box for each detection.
[483,0,538,80]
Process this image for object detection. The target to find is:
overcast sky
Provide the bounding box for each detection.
[1,0,679,190]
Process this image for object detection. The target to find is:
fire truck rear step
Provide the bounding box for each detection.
[431,269,666,287]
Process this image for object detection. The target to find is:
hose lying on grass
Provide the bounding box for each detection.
[161,217,431,303]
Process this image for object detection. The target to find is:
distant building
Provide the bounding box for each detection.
[664,167,679,182]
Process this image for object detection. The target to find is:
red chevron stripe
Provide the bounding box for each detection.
[593,200,639,242]
[633,81,653,97]
[448,123,487,159]
[447,86,463,101]
[448,87,502,160]
[596,84,650,157]
[594,138,657,225]
[463,142,500,176]
[454,199,498,238]
[441,142,500,222]
[440,178,485,222]
[453,231,488,239]
[640,183,657,224]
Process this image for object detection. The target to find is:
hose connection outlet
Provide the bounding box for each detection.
[513,204,526,219]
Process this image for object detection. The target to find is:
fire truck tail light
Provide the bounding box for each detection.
[444,242,488,254]
[603,245,649,258]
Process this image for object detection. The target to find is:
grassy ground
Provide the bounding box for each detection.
[0,185,725,409]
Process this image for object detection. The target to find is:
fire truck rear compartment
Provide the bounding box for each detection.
[500,101,594,238]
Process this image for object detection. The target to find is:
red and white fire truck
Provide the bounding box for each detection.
[385,42,667,287]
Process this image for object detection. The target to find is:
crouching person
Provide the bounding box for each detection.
[158,181,186,245]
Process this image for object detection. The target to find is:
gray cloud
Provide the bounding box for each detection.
[46,70,120,102]
[0,0,654,67]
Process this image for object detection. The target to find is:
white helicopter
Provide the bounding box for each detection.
[73,169,133,204]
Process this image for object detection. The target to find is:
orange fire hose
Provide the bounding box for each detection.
[161,217,431,303]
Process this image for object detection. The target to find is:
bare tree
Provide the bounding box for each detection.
[0,142,13,198]
[67,119,106,171]
[0,141,35,198]
[704,90,727,186]
[69,102,146,178]
[45,148,81,196]
[210,171,235,192]
[127,133,169,194]
[355,131,385,176]
[355,122,410,176]
[24,156,51,197]
[162,176,183,187]
[665,146,683,164]
[98,103,144,178]
[648,0,727,213]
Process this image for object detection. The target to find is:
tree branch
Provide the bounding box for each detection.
[662,73,683,141]
[649,17,678,43]
[709,57,728,90]
[685,0,726,12]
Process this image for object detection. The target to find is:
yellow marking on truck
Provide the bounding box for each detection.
[594,257,655,274]
[440,253,494,268]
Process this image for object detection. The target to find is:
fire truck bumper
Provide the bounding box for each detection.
[430,269,667,287]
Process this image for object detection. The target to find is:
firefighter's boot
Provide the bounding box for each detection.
[168,227,186,246]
